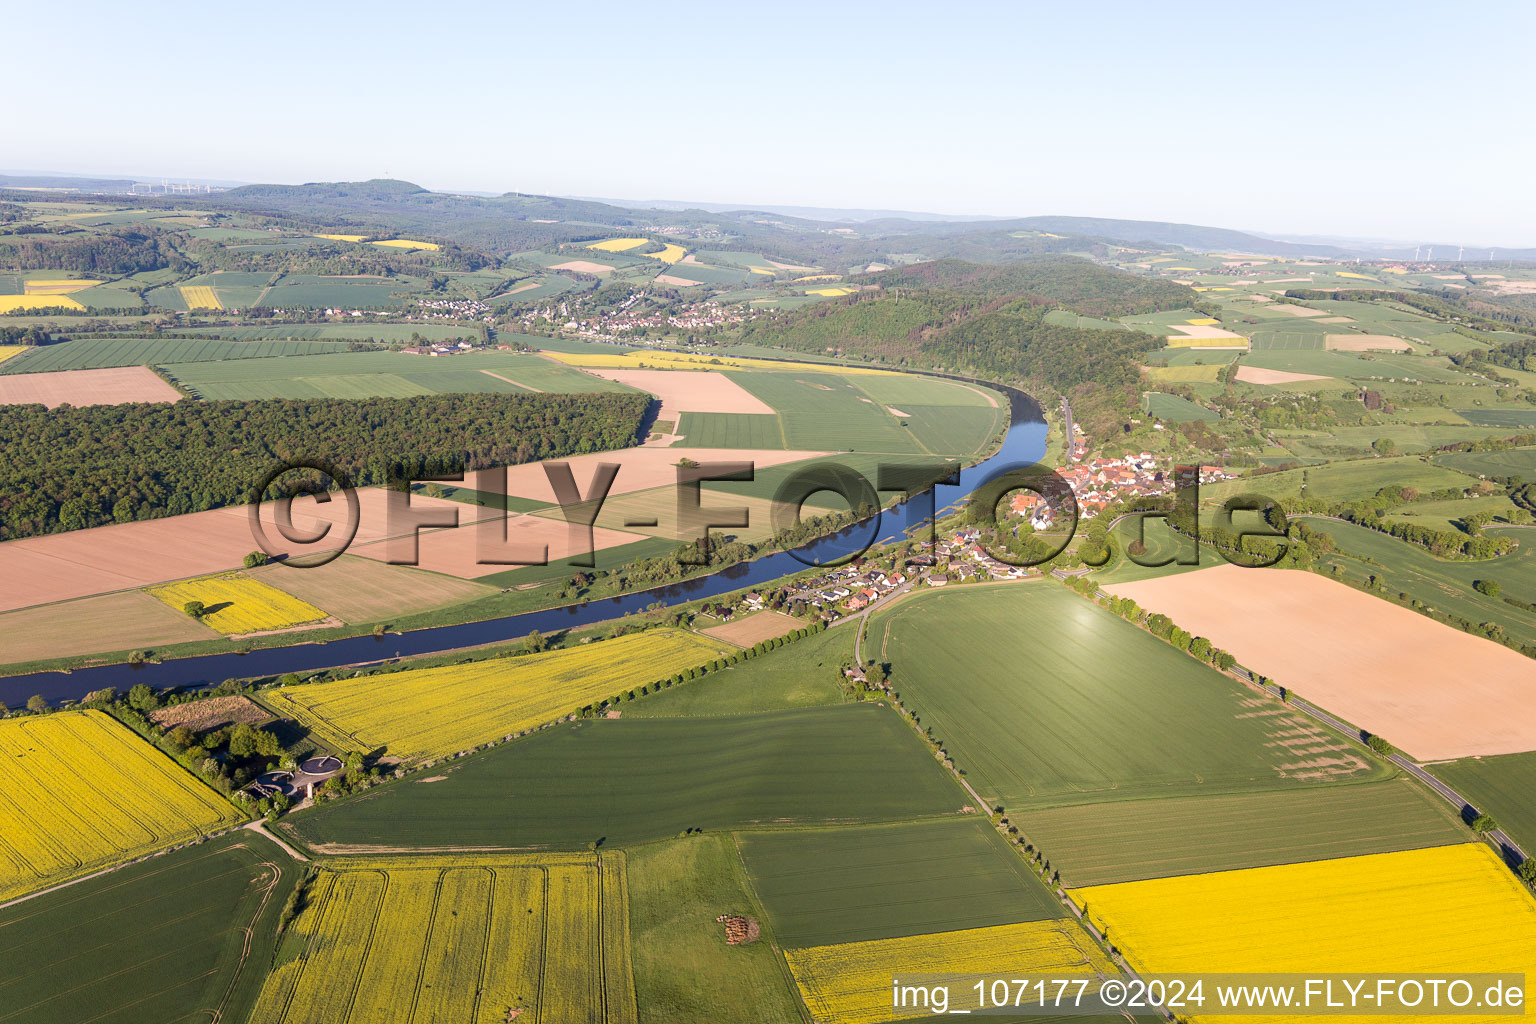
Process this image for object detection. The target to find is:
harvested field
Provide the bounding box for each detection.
[246,852,636,1024]
[1234,365,1332,385]
[0,710,242,902]
[0,590,211,665]
[1025,779,1468,886]
[1327,333,1413,351]
[1072,844,1536,1024]
[1104,565,1536,760]
[581,367,776,421]
[260,627,730,760]
[248,554,495,623]
[1269,303,1329,317]
[0,487,486,612]
[783,919,1113,1024]
[698,609,806,647]
[148,694,272,732]
[1166,324,1246,340]
[656,273,705,286]
[550,259,617,274]
[347,511,648,578]
[496,446,827,504]
[0,365,182,407]
[147,573,327,634]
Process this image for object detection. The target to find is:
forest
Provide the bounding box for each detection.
[0,392,649,539]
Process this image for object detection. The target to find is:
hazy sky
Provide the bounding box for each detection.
[11,1,1533,245]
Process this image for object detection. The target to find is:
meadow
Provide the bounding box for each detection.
[260,628,729,760]
[868,585,1391,810]
[1431,751,1536,856]
[1458,408,1536,427]
[0,710,243,902]
[1072,844,1536,1024]
[0,832,300,1024]
[1143,392,1217,422]
[0,336,353,373]
[148,573,328,634]
[1198,454,1477,506]
[1433,445,1536,480]
[183,322,484,341]
[284,705,968,851]
[1022,779,1467,886]
[1293,518,1536,649]
[247,853,636,1024]
[783,919,1114,1024]
[626,623,851,718]
[736,817,1062,947]
[626,834,805,1024]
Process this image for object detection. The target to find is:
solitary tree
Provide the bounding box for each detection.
[26,694,47,713]
[183,600,206,619]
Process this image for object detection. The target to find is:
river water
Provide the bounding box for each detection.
[2,382,1045,706]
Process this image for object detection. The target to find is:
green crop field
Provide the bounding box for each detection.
[181,323,480,341]
[727,372,929,453]
[627,834,803,1024]
[1431,752,1536,855]
[257,275,416,309]
[493,274,580,303]
[188,270,273,308]
[659,262,753,286]
[869,585,1393,810]
[1144,392,1217,422]
[736,817,1061,947]
[1249,330,1327,351]
[0,336,354,374]
[1433,446,1536,480]
[0,832,300,1024]
[70,281,146,309]
[1294,518,1536,648]
[1023,779,1467,887]
[1457,409,1536,428]
[676,411,786,448]
[163,349,636,399]
[1144,347,1240,367]
[285,705,968,852]
[899,404,1006,456]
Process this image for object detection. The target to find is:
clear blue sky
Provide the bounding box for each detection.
[11,1,1533,245]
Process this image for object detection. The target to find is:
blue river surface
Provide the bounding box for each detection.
[1,382,1045,706]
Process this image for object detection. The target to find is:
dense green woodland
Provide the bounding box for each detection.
[0,392,648,539]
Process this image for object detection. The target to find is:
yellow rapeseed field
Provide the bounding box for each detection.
[1072,844,1536,1024]
[0,710,242,902]
[783,920,1115,1024]
[369,238,440,251]
[148,573,327,634]
[22,279,102,294]
[0,294,85,312]
[1337,271,1379,280]
[794,274,842,282]
[1185,317,1221,325]
[1164,333,1249,349]
[314,233,368,242]
[643,243,688,263]
[0,345,30,364]
[806,286,855,296]
[587,237,650,252]
[260,627,728,760]
[247,852,636,1024]
[540,348,900,376]
[178,285,223,310]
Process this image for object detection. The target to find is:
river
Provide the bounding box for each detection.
[1,379,1045,706]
